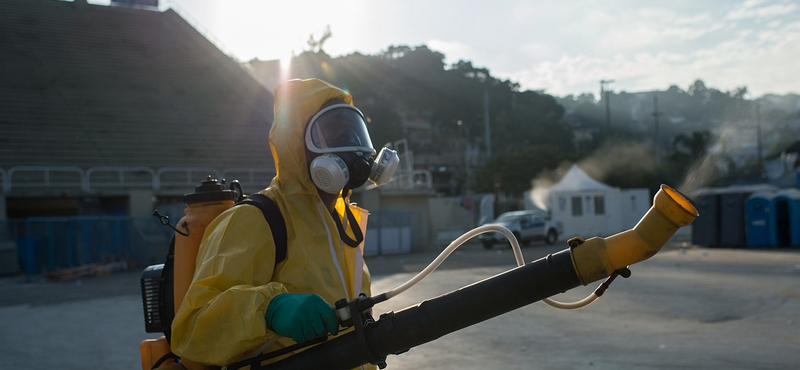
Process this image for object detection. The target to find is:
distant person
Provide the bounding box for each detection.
[170,78,397,370]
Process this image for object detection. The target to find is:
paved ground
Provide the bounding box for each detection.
[1,239,799,370]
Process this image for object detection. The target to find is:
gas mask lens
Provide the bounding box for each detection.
[306,104,375,154]
[307,103,399,193]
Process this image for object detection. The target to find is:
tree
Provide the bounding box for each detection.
[732,86,748,100]
[492,90,570,153]
[673,131,711,157]
[474,145,571,196]
[688,79,709,98]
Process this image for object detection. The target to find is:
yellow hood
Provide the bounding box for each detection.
[267,78,353,197]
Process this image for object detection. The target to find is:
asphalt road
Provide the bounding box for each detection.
[1,240,799,370]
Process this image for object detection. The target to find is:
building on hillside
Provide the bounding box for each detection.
[764,141,800,188]
[526,164,651,240]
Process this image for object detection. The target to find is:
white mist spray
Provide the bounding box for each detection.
[678,103,763,195]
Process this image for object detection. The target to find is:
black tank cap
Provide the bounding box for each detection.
[183,175,238,204]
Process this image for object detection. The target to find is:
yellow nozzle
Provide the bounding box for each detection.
[570,184,699,285]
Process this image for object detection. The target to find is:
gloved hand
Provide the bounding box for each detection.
[265,293,340,343]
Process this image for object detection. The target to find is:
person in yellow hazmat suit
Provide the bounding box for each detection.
[170,78,398,370]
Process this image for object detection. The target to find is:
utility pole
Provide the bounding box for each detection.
[756,103,763,177]
[600,79,614,133]
[652,96,663,166]
[483,88,491,158]
[458,120,471,195]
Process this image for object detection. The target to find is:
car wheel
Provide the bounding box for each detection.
[545,230,557,245]
[482,240,494,249]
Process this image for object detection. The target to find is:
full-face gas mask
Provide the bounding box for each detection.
[306,104,399,195]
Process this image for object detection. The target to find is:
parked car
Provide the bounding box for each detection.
[478,209,563,249]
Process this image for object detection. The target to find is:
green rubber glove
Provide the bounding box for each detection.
[265,293,340,343]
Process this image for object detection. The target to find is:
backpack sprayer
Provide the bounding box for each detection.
[141,176,288,370]
[226,184,698,370]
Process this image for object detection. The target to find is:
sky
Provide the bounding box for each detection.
[94,0,800,98]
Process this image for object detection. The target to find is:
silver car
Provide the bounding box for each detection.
[478,210,562,249]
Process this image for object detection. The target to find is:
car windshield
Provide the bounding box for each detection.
[494,213,522,223]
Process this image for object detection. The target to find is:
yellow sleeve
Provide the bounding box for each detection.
[171,205,288,366]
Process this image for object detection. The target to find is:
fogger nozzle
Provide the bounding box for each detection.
[570,184,698,285]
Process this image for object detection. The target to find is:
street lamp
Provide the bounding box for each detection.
[600,79,614,132]
[457,120,471,195]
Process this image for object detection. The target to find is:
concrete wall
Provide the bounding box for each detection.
[0,195,21,275]
[353,190,503,250]
[355,188,433,251]
[619,188,651,230]
[355,191,488,250]
[128,190,156,217]
[427,197,475,247]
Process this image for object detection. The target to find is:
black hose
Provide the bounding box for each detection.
[256,249,580,370]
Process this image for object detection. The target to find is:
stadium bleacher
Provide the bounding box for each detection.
[0,0,275,184]
[0,0,279,274]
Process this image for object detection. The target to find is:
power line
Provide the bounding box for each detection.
[600,79,614,133]
[652,96,664,166]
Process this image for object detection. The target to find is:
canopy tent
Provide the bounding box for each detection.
[547,164,614,192]
[527,164,650,240]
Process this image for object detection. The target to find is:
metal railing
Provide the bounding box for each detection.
[86,166,157,191]
[222,167,278,190]
[0,165,434,193]
[1,165,276,193]
[383,170,433,191]
[155,166,221,190]
[7,166,85,191]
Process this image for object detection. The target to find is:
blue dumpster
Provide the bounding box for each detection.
[745,192,775,247]
[770,189,800,247]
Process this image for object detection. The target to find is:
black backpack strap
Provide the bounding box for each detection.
[160,235,176,344]
[151,351,180,370]
[238,193,288,267]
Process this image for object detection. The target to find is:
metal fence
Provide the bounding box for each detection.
[2,208,422,276]
[3,216,172,277]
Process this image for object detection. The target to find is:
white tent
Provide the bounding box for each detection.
[527,164,650,240]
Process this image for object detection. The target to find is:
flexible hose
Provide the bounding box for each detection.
[376,224,600,310]
[379,224,521,300]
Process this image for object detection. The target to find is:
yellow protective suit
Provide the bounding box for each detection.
[171,79,376,370]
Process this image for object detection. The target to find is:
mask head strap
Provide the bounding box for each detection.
[333,188,364,248]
